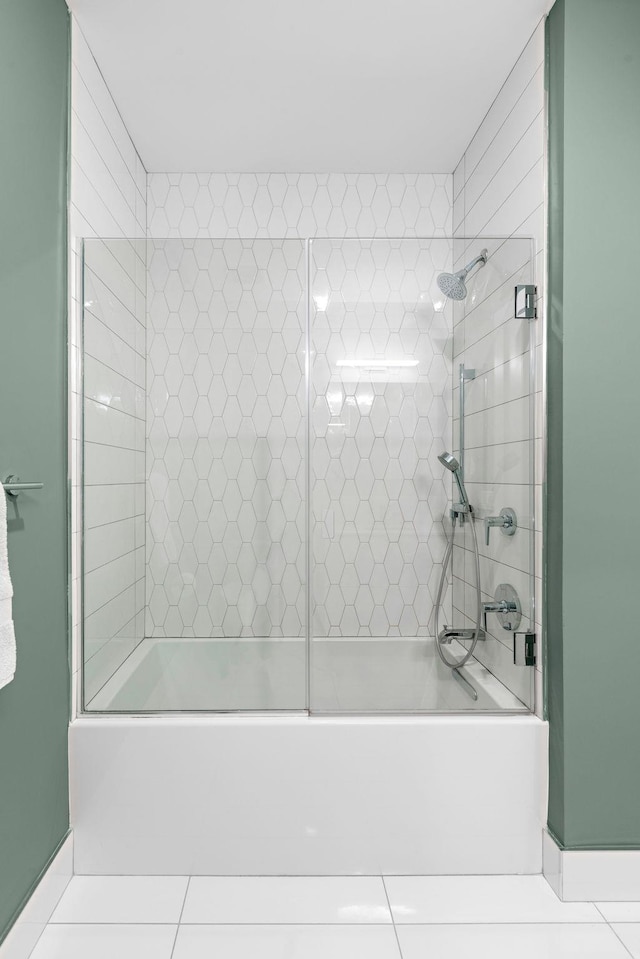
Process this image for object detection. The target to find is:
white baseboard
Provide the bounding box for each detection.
[543,829,640,901]
[0,833,73,959]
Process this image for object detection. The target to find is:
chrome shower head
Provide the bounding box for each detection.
[437,272,468,301]
[438,451,460,472]
[438,450,468,508]
[437,248,488,301]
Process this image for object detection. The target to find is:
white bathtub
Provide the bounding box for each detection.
[69,714,547,875]
[85,636,527,712]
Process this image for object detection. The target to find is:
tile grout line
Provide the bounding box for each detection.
[460,59,544,197]
[456,21,543,194]
[72,20,148,197]
[72,107,139,230]
[34,919,640,927]
[593,902,637,959]
[463,154,543,247]
[459,106,543,230]
[86,394,145,425]
[169,875,191,959]
[608,923,638,958]
[381,875,405,959]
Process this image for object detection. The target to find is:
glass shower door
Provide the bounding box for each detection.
[308,238,456,712]
[448,235,537,711]
[81,234,537,715]
[82,238,308,711]
[307,236,537,713]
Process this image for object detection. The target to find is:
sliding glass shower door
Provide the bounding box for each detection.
[307,236,536,712]
[307,238,456,711]
[82,238,307,710]
[81,235,536,714]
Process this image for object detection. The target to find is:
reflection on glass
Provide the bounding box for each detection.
[309,237,535,713]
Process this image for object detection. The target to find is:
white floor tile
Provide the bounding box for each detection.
[181,877,392,924]
[173,924,401,959]
[396,923,631,958]
[28,924,176,959]
[50,876,188,924]
[598,903,640,922]
[611,923,640,958]
[384,876,603,924]
[0,922,45,959]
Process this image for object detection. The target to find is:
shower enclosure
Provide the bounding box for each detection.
[81,235,536,714]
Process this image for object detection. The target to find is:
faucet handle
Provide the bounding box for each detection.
[482,584,522,632]
[484,507,517,546]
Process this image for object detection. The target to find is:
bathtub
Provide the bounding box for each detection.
[85,636,527,712]
[69,711,547,875]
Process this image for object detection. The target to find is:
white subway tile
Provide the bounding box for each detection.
[464,115,544,237]
[84,484,139,528]
[84,518,138,574]
[464,66,544,214]
[476,157,545,240]
[84,398,139,451]
[463,25,544,182]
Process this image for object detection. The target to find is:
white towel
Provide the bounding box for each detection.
[0,489,16,690]
[0,622,16,690]
[0,486,13,602]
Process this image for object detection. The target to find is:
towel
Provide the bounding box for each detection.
[0,488,16,690]
[0,622,16,690]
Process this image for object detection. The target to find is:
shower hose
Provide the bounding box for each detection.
[434,508,483,670]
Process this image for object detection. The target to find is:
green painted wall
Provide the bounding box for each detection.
[546,0,640,848]
[0,0,70,939]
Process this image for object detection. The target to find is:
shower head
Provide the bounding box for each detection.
[438,451,460,472]
[437,272,468,301]
[438,450,469,508]
[437,248,488,301]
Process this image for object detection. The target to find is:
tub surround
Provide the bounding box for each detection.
[452,21,546,716]
[70,19,147,711]
[70,715,547,876]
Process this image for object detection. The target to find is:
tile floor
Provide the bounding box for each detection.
[21,874,640,958]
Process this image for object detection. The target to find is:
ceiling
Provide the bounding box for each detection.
[67,0,550,173]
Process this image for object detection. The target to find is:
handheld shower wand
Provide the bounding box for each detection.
[437,451,469,511]
[434,450,483,676]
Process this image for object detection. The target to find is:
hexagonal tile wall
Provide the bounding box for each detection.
[310,239,452,637]
[148,173,452,240]
[147,239,306,637]
[146,173,454,639]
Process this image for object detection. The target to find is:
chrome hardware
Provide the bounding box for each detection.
[450,364,477,527]
[438,626,485,645]
[458,363,475,495]
[452,667,478,701]
[514,284,537,319]
[3,475,44,498]
[485,507,517,545]
[449,502,473,529]
[514,631,536,667]
[482,583,522,632]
